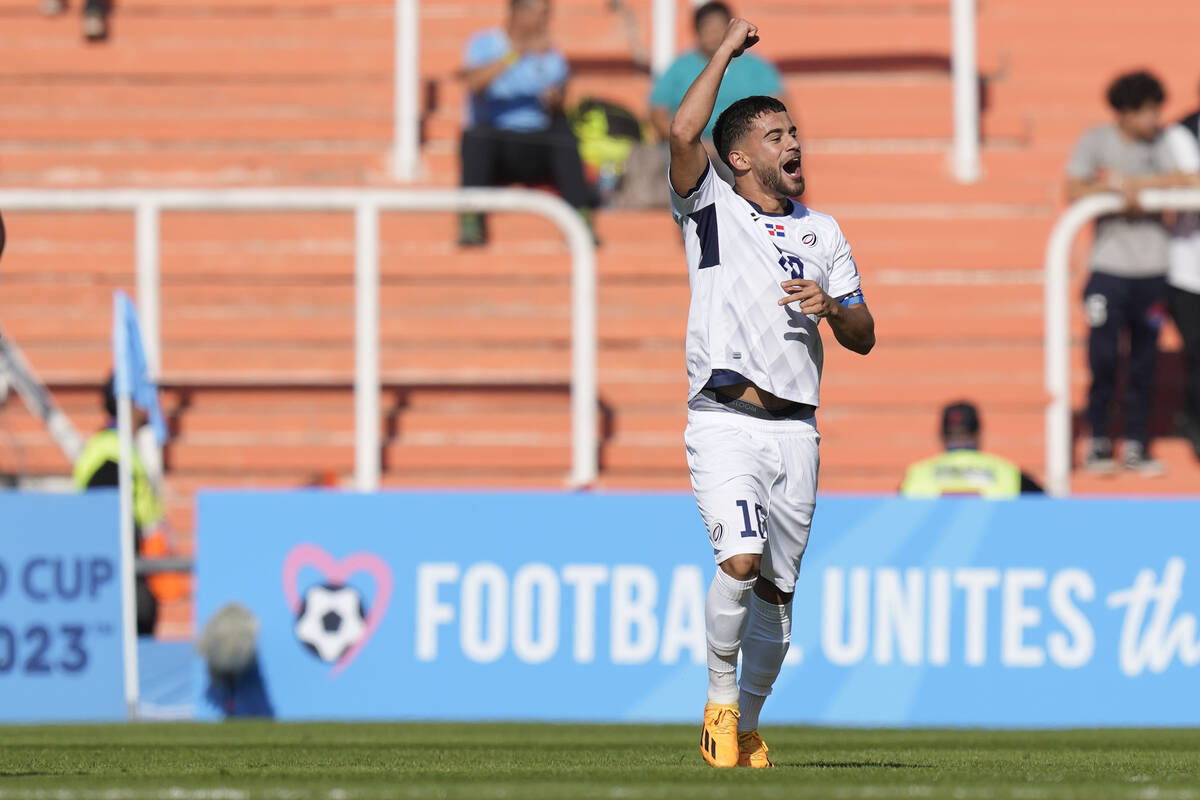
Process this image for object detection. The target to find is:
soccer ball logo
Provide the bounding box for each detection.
[293,583,367,663]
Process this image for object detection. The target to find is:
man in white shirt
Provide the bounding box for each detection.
[1163,103,1200,459]
[667,18,875,769]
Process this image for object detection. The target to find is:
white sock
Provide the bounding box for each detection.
[737,594,792,731]
[705,569,755,704]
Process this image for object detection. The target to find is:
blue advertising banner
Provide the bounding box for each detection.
[0,491,125,721]
[196,492,1200,726]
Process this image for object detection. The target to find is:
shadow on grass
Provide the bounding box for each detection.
[777,761,931,770]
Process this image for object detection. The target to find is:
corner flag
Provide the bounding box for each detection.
[111,288,166,717]
[111,289,166,442]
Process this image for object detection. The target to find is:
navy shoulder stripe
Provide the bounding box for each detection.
[687,204,719,269]
[676,162,711,199]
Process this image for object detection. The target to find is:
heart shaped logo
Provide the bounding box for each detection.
[281,544,393,676]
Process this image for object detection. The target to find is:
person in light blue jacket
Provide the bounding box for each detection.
[458,0,595,245]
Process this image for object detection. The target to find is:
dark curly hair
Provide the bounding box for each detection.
[1106,70,1165,112]
[712,95,788,167]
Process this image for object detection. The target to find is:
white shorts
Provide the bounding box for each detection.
[684,402,820,594]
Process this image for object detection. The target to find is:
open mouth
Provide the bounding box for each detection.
[782,155,802,180]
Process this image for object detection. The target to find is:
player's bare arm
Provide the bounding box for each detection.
[649,106,672,141]
[667,18,759,196]
[778,279,876,355]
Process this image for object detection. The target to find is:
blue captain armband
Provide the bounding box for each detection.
[837,288,865,308]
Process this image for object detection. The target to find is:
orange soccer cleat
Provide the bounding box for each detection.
[737,730,773,768]
[700,702,740,767]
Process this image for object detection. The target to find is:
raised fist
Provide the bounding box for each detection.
[722,18,759,58]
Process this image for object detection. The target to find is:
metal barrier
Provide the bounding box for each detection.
[1043,187,1200,496]
[949,0,980,183]
[393,0,420,181]
[391,1,981,184]
[0,187,599,490]
[136,557,194,575]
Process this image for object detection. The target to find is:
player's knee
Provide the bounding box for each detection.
[706,631,741,657]
[719,554,760,581]
[753,575,793,604]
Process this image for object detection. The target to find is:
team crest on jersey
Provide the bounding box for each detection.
[801,231,817,247]
[710,522,724,545]
[764,222,786,238]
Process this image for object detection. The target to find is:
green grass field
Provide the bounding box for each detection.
[2,722,1199,800]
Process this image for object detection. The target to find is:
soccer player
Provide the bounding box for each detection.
[667,19,875,768]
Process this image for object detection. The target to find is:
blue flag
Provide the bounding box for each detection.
[111,289,167,443]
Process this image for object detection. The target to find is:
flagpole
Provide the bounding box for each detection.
[116,391,139,718]
[113,293,140,719]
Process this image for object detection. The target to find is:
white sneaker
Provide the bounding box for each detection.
[83,9,107,39]
[1122,440,1165,477]
[1083,437,1116,475]
[40,0,66,16]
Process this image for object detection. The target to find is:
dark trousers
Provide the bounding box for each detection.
[460,118,594,212]
[1084,272,1167,444]
[136,575,158,636]
[1167,285,1200,428]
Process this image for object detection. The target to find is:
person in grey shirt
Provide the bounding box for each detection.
[1066,70,1189,475]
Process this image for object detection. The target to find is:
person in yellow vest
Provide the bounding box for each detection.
[73,376,163,634]
[901,401,1043,498]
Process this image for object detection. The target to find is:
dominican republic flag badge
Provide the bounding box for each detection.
[764,223,786,238]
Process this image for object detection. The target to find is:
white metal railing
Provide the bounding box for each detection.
[390,1,981,183]
[1043,187,1200,496]
[393,0,421,181]
[949,0,980,183]
[650,0,676,78]
[646,0,981,177]
[0,188,599,490]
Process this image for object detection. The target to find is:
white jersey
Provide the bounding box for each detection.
[670,160,863,406]
[1164,123,1200,294]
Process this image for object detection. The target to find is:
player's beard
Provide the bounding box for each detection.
[754,161,805,199]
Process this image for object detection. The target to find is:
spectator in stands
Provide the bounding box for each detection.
[1065,70,1191,476]
[458,0,596,246]
[1164,89,1200,460]
[648,1,784,184]
[41,0,109,42]
[73,376,162,635]
[900,402,1043,498]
